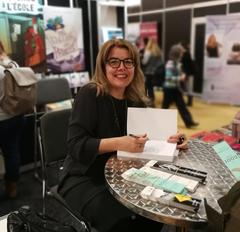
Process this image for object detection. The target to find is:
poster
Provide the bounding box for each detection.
[101,27,123,44]
[203,15,240,105]
[0,0,45,72]
[139,21,158,48]
[126,22,140,45]
[43,6,85,74]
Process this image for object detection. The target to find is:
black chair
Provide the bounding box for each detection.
[39,109,97,232]
[39,108,71,187]
[34,78,72,179]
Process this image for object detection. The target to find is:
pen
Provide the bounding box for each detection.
[129,134,140,139]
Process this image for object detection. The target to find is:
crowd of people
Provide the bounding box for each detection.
[139,37,199,128]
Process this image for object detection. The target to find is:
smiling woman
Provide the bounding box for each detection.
[58,38,187,232]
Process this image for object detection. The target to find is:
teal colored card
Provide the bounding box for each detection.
[213,141,240,180]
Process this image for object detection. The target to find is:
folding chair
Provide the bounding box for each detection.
[39,109,97,232]
[34,78,72,179]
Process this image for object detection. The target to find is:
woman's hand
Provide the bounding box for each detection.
[118,134,148,153]
[167,132,188,150]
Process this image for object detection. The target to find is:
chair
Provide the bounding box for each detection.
[39,109,97,232]
[34,78,72,179]
[39,108,71,187]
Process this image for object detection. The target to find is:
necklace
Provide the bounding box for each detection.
[109,96,128,136]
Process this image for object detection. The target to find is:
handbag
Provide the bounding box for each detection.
[7,205,88,232]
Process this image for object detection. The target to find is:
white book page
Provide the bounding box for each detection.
[117,140,177,162]
[127,108,177,140]
[144,140,176,157]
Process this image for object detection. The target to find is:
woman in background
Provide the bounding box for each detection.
[0,41,24,198]
[142,39,163,106]
[162,44,199,128]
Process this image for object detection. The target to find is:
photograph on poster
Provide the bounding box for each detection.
[62,72,89,88]
[227,42,240,65]
[205,33,223,58]
[44,6,85,74]
[0,13,46,72]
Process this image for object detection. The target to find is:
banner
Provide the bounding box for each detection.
[0,0,43,15]
[43,6,85,74]
[140,21,158,48]
[203,15,240,105]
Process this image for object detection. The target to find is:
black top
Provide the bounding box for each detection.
[59,83,143,195]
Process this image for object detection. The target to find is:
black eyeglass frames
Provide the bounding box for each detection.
[106,58,135,69]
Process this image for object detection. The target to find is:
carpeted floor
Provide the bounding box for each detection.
[154,89,240,138]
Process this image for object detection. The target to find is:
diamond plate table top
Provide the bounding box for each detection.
[105,139,238,229]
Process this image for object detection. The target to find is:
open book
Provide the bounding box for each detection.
[118,140,178,162]
[117,108,178,162]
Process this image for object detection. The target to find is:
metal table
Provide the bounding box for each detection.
[105,139,237,229]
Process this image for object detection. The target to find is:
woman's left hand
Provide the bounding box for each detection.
[167,132,188,150]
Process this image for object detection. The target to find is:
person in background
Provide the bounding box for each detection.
[180,42,196,106]
[139,37,149,65]
[141,39,163,106]
[0,41,24,198]
[58,39,187,232]
[162,44,199,129]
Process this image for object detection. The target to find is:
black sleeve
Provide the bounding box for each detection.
[67,84,101,173]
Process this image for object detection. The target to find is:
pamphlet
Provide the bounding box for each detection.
[213,141,240,180]
[117,108,178,162]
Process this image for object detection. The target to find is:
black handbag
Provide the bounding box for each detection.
[7,206,88,232]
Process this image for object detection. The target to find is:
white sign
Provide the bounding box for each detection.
[0,0,43,15]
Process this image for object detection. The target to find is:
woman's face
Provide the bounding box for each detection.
[105,47,135,96]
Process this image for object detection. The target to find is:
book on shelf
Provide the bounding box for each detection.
[117,108,178,162]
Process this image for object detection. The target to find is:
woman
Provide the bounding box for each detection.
[162,44,198,128]
[58,39,187,232]
[142,39,163,105]
[0,41,24,198]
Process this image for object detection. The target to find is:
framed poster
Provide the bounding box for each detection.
[43,6,85,74]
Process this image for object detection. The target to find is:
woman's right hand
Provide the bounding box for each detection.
[117,134,148,153]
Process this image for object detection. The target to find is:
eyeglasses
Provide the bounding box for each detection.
[106,58,135,69]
